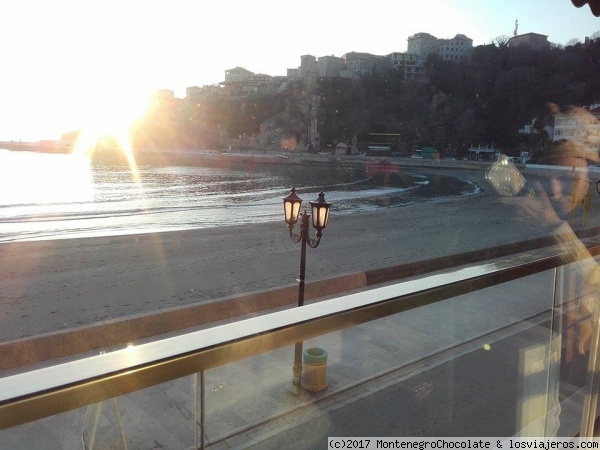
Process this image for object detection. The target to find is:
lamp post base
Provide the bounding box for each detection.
[292,341,303,391]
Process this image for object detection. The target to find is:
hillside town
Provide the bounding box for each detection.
[8,29,600,163]
[183,31,554,101]
[180,30,599,163]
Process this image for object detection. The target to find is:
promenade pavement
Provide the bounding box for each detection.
[2,240,597,450]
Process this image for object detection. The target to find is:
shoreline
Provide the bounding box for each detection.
[0,150,488,244]
[1,145,496,170]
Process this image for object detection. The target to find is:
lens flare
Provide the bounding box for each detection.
[71,92,153,179]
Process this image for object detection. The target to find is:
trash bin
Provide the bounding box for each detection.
[302,347,328,392]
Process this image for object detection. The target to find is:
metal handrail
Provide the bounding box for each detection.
[1,241,600,429]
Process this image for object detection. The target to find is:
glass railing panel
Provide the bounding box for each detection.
[0,408,88,449]
[0,377,201,449]
[1,251,600,447]
[551,258,600,437]
[200,268,563,447]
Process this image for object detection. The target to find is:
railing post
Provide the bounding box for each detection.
[193,372,206,450]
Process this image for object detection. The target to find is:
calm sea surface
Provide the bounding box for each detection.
[0,149,479,242]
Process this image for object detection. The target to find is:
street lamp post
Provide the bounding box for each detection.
[283,187,331,388]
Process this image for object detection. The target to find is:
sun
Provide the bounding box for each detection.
[72,91,153,178]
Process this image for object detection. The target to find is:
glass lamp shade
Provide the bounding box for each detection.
[283,187,302,226]
[309,192,331,231]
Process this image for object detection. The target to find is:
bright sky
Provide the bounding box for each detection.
[0,0,598,141]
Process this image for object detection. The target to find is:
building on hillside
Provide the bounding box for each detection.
[299,55,318,81]
[242,74,277,95]
[186,85,224,103]
[186,86,203,103]
[222,67,255,96]
[246,74,273,86]
[552,105,600,156]
[407,32,473,62]
[287,68,299,81]
[318,55,346,77]
[436,34,473,62]
[507,33,551,51]
[342,52,390,77]
[387,52,423,80]
[224,67,254,83]
[289,52,390,81]
[407,32,439,59]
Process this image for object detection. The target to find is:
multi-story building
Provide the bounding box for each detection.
[436,34,473,62]
[553,105,600,156]
[342,52,390,76]
[290,52,389,81]
[246,74,273,87]
[407,32,439,59]
[387,52,423,80]
[223,67,255,96]
[407,32,473,62]
[299,55,318,81]
[224,67,254,83]
[243,74,277,94]
[186,85,224,103]
[507,32,551,51]
[318,55,346,78]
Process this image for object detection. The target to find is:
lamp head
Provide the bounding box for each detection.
[309,192,331,232]
[283,187,302,226]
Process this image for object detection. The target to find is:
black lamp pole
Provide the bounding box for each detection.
[283,187,331,388]
[292,211,310,386]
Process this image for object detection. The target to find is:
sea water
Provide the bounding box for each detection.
[0,149,479,242]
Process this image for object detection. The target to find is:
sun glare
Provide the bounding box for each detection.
[72,91,153,179]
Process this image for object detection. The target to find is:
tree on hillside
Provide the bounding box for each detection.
[125,39,600,153]
[492,35,511,48]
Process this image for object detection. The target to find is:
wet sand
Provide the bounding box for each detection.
[0,167,596,343]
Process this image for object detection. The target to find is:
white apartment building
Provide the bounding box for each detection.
[407,33,439,59]
[436,34,473,62]
[342,52,390,76]
[387,52,422,80]
[553,105,600,156]
[407,32,473,62]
